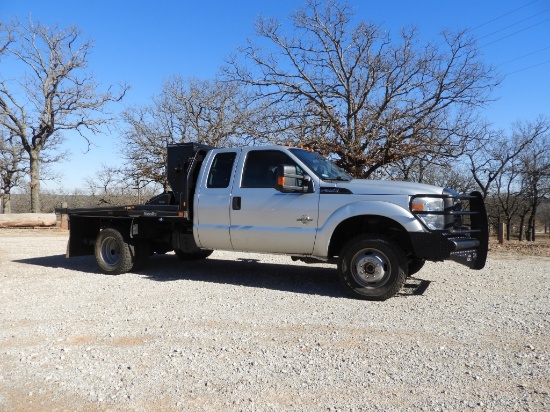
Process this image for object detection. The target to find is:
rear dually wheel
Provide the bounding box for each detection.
[95,228,134,275]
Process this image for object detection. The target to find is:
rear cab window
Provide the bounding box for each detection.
[207,152,237,188]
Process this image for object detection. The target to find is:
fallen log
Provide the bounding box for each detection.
[0,213,57,228]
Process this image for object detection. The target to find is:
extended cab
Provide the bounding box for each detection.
[58,143,488,300]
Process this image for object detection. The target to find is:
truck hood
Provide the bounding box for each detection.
[331,179,445,196]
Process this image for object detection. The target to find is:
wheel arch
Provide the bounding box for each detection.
[67,216,134,258]
[99,217,133,238]
[327,214,415,260]
[313,200,423,260]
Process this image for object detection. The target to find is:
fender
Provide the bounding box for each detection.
[313,200,424,257]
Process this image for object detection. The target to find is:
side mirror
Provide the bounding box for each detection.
[275,164,311,193]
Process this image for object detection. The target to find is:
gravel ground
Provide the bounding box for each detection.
[1,230,549,411]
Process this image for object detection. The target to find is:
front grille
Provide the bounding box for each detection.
[445,194,483,235]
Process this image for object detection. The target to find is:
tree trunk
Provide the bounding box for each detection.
[518,216,525,241]
[29,150,41,213]
[1,190,11,214]
[529,218,536,242]
[505,216,512,241]
[527,206,537,242]
[0,213,56,227]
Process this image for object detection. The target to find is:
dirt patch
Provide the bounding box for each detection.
[1,232,549,411]
[489,236,550,257]
[0,228,68,237]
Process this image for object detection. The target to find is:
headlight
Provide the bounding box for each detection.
[411,197,445,230]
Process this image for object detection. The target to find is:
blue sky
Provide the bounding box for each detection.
[1,0,549,192]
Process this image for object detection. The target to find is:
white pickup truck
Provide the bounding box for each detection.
[58,142,488,300]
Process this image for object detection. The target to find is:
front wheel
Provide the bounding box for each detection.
[95,228,134,275]
[338,234,407,301]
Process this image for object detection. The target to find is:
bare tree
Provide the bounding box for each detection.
[467,119,546,200]
[0,21,13,54]
[0,129,27,213]
[223,0,500,177]
[467,116,550,239]
[84,164,142,206]
[380,156,475,194]
[121,76,257,188]
[518,125,550,241]
[493,156,524,240]
[539,201,550,234]
[165,76,262,147]
[0,19,127,212]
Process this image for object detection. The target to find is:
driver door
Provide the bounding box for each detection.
[229,148,320,254]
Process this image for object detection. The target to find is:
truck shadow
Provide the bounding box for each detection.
[14,253,431,299]
[14,254,100,274]
[139,255,432,299]
[140,255,346,298]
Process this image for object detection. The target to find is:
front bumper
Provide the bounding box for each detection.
[409,191,488,270]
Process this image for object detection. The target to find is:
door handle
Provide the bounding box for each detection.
[232,196,241,210]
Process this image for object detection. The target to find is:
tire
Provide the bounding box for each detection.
[337,234,407,301]
[408,258,425,276]
[131,241,150,272]
[95,228,134,275]
[174,249,213,261]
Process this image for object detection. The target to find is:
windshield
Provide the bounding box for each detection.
[289,148,352,181]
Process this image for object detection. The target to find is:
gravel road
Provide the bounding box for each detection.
[1,230,549,411]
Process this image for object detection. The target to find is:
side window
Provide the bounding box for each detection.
[207,152,236,188]
[241,150,296,188]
